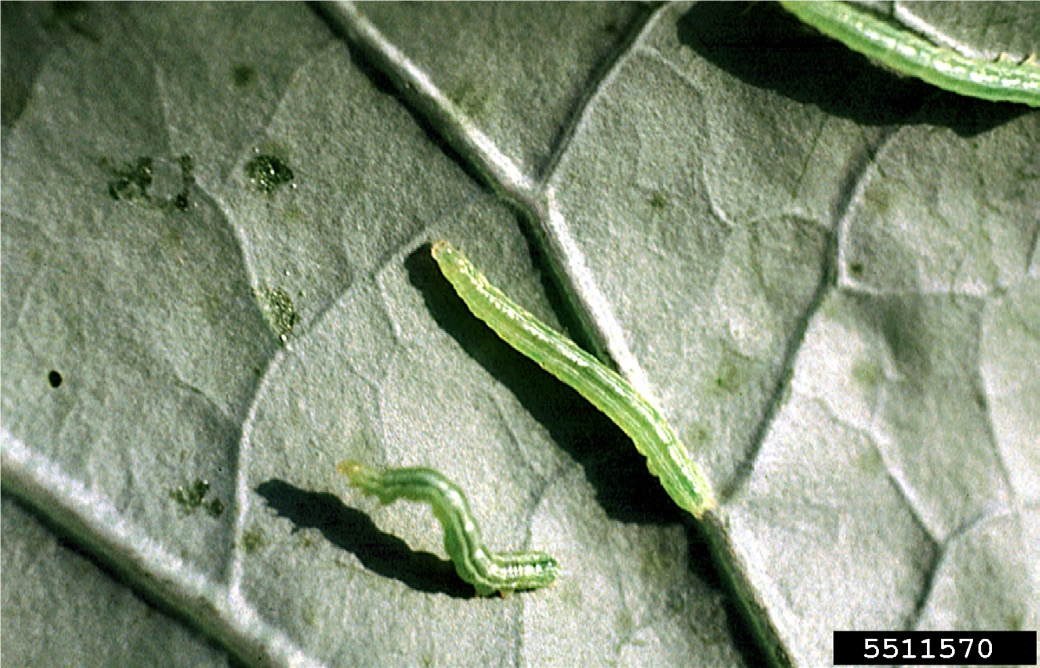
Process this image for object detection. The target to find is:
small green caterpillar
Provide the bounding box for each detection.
[431,240,715,519]
[780,1,1040,107]
[337,460,559,596]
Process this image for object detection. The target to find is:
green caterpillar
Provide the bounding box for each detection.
[781,1,1040,107]
[431,240,715,519]
[337,460,559,596]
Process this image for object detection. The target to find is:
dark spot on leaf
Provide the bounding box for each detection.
[48,370,63,388]
[205,497,224,518]
[107,156,153,201]
[1005,611,1024,631]
[711,351,750,394]
[170,479,208,508]
[102,154,194,212]
[649,190,668,210]
[256,286,298,343]
[169,479,224,518]
[851,358,882,387]
[231,64,256,88]
[849,260,865,276]
[171,155,195,211]
[245,154,294,194]
[450,80,490,117]
[973,388,988,411]
[178,154,194,177]
[241,527,266,553]
[854,447,883,475]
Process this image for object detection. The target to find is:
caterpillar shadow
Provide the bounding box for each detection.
[255,479,474,599]
[677,2,1029,136]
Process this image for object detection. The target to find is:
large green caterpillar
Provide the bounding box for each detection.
[781,1,1040,107]
[431,240,715,519]
[337,460,559,596]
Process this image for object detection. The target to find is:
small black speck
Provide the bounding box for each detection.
[849,261,865,276]
[48,370,63,388]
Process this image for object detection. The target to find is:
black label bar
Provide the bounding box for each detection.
[833,631,1036,665]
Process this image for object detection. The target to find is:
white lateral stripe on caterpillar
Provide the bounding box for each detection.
[781,1,1040,107]
[431,240,715,519]
[337,460,558,596]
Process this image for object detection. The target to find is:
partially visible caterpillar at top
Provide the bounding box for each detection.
[337,460,559,596]
[431,240,716,519]
[780,0,1040,107]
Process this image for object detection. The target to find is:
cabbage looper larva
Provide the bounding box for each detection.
[431,240,715,519]
[781,1,1040,107]
[337,460,559,596]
